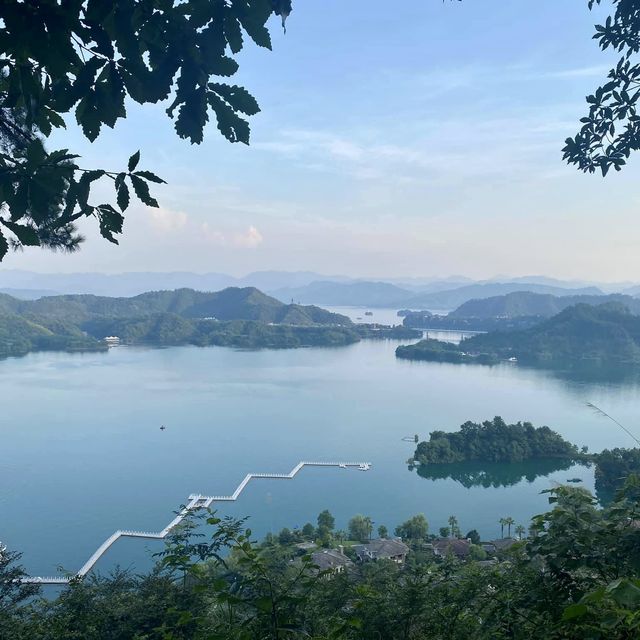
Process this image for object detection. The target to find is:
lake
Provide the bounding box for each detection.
[2,337,640,580]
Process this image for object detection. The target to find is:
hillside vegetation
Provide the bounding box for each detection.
[0,288,423,358]
[83,315,361,349]
[0,287,350,326]
[0,313,105,358]
[397,303,640,369]
[0,287,359,358]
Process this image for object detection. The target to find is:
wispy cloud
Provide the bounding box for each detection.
[201,223,264,249]
[146,207,188,233]
[544,65,610,79]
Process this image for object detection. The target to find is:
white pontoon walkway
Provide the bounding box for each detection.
[21,460,372,585]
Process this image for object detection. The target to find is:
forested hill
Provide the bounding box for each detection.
[450,291,640,319]
[397,303,640,369]
[0,287,351,326]
[0,288,356,358]
[464,303,640,365]
[0,313,105,358]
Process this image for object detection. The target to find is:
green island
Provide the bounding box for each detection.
[397,303,640,370]
[409,416,640,502]
[0,287,421,358]
[410,417,582,465]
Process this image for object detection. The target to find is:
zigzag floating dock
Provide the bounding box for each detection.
[22,460,372,585]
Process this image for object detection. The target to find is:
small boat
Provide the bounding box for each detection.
[566,478,582,483]
[339,463,346,469]
[160,425,166,431]
[358,463,371,471]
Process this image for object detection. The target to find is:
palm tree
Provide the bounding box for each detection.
[365,516,374,540]
[499,517,507,538]
[448,515,459,538]
[515,524,526,540]
[504,517,515,538]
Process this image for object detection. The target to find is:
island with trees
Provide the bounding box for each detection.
[409,417,582,466]
[409,416,640,506]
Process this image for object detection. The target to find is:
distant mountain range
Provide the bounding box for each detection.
[399,282,604,310]
[273,281,415,307]
[1,270,636,308]
[450,292,640,319]
[0,270,354,298]
[273,280,606,310]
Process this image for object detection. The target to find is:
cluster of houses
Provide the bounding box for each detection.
[430,536,517,561]
[308,536,518,576]
[310,537,410,574]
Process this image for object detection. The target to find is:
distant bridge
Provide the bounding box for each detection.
[21,461,371,585]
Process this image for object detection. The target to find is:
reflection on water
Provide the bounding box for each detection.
[415,458,583,489]
[536,362,640,386]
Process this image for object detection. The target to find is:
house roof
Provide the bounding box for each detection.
[354,538,410,560]
[433,538,471,557]
[491,537,517,551]
[312,549,353,570]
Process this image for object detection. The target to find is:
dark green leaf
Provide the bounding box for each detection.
[209,83,260,115]
[0,229,8,260]
[96,203,124,244]
[117,181,130,212]
[130,175,159,207]
[562,603,588,621]
[128,150,140,172]
[3,221,40,246]
[174,88,209,144]
[607,578,640,609]
[133,171,166,184]
[208,94,250,144]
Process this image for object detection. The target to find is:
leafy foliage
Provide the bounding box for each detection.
[593,447,640,498]
[395,514,429,541]
[5,480,640,638]
[565,1,640,175]
[0,0,292,258]
[348,515,374,543]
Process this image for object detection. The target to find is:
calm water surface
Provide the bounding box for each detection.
[2,339,640,579]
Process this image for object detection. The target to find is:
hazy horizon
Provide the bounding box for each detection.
[0,267,636,289]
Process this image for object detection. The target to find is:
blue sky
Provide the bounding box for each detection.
[5,0,637,280]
